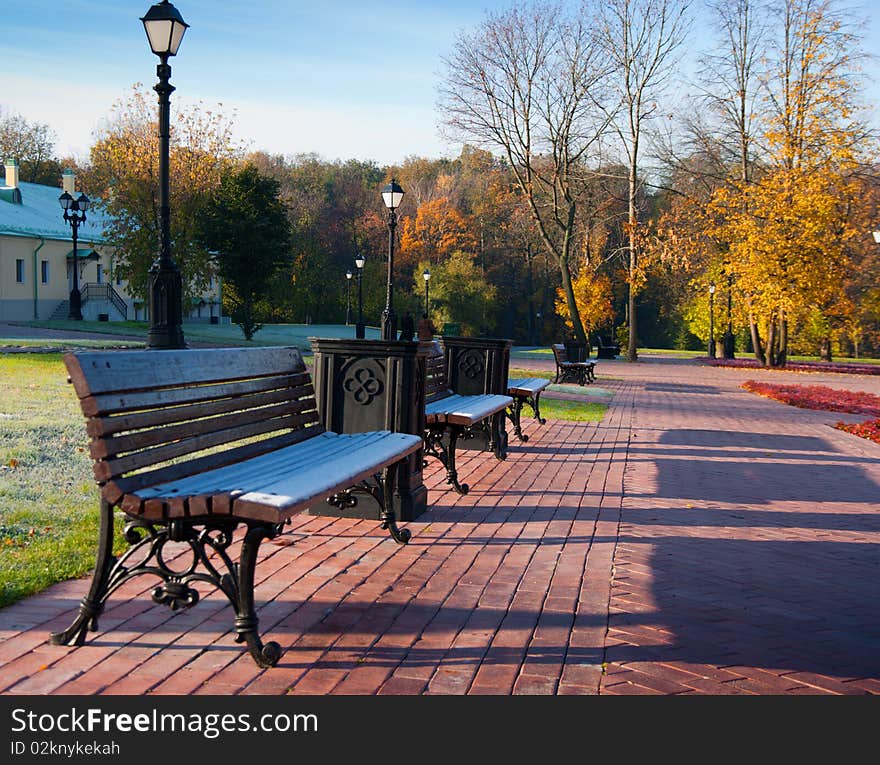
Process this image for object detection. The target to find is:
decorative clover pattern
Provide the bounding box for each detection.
[344,365,384,405]
[459,351,484,380]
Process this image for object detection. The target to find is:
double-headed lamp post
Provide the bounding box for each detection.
[345,270,353,325]
[722,272,735,359]
[423,268,431,317]
[59,191,90,321]
[381,178,405,341]
[141,0,188,350]
[708,283,716,359]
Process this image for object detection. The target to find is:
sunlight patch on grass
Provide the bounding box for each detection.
[0,353,125,608]
[539,398,607,422]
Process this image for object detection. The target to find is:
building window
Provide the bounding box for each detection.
[115,268,123,286]
[15,259,24,283]
[96,263,103,284]
[41,260,49,284]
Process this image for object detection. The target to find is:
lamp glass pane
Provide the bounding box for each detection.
[168,20,187,55]
[423,270,431,281]
[76,194,90,212]
[144,18,174,55]
[873,230,880,244]
[355,256,365,269]
[59,192,73,211]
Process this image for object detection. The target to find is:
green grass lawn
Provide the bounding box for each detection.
[0,353,123,608]
[538,398,607,422]
[21,320,382,351]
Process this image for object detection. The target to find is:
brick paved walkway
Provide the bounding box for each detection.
[1,355,878,695]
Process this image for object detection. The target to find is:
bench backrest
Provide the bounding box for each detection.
[64,346,322,501]
[422,340,451,404]
[552,344,568,364]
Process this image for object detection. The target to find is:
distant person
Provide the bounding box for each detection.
[399,311,415,342]
[417,313,437,342]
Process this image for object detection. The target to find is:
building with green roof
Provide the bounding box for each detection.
[0,159,220,322]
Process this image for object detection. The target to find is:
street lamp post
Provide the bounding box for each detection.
[355,253,366,339]
[423,268,431,317]
[722,272,735,359]
[59,191,89,321]
[708,283,716,359]
[345,270,353,325]
[141,0,189,350]
[380,178,404,341]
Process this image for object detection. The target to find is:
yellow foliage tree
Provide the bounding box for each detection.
[554,270,615,344]
[84,85,242,303]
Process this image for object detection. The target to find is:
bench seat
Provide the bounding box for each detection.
[129,430,423,523]
[425,393,513,426]
[505,377,549,442]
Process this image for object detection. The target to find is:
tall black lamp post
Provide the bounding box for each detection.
[722,272,735,359]
[354,253,366,339]
[422,268,431,317]
[59,191,89,321]
[380,178,404,341]
[345,270,353,325]
[708,283,716,359]
[141,0,188,350]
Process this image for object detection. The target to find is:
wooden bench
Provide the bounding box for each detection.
[422,341,513,494]
[506,377,549,442]
[552,343,596,385]
[595,335,621,359]
[50,346,423,668]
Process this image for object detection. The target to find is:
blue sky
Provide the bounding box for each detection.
[3,0,879,167]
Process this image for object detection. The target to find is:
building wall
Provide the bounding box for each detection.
[1,234,222,322]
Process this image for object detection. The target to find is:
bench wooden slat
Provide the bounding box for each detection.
[91,397,316,459]
[507,377,550,396]
[85,378,312,433]
[126,431,422,523]
[426,393,513,426]
[66,347,306,397]
[93,411,321,483]
[155,430,396,517]
[138,429,392,502]
[110,427,323,509]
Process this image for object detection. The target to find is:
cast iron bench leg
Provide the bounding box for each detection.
[490,412,508,460]
[529,392,546,424]
[445,427,469,494]
[379,462,411,544]
[50,498,116,647]
[507,397,527,442]
[235,523,282,668]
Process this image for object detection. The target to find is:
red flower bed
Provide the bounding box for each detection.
[836,418,880,444]
[702,358,880,375]
[740,380,880,416]
[740,380,880,445]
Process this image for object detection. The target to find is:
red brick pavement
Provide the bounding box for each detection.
[1,354,877,695]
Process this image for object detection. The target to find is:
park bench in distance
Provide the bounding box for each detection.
[506,377,549,441]
[423,340,513,494]
[594,335,622,359]
[552,343,596,385]
[50,346,422,668]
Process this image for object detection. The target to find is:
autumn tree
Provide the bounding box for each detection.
[84,85,241,304]
[597,0,692,361]
[399,197,478,266]
[439,1,614,345]
[709,0,870,366]
[0,110,64,185]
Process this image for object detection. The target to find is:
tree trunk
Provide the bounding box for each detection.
[747,299,765,365]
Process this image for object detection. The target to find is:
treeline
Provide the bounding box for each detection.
[3,0,879,361]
